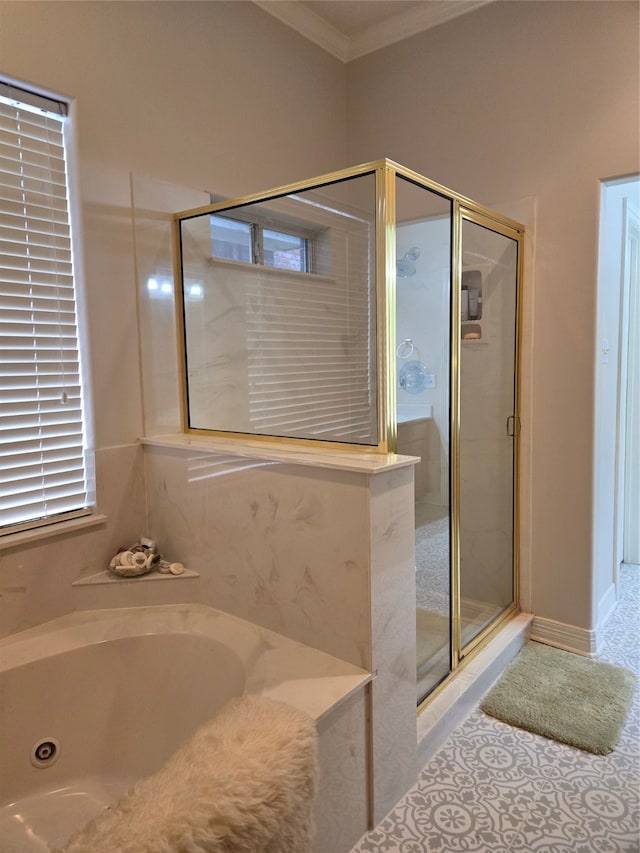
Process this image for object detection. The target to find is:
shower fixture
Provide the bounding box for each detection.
[396,246,420,277]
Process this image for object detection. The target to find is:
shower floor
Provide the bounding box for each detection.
[0,776,133,852]
[415,499,502,701]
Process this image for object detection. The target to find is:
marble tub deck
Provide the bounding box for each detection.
[0,603,371,723]
[1,603,373,853]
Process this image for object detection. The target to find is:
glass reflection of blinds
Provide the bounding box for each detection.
[245,233,376,444]
[0,90,89,533]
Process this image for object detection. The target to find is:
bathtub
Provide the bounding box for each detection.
[0,604,370,852]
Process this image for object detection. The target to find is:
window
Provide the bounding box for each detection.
[0,80,91,536]
[210,214,310,273]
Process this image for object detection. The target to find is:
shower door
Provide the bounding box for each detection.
[395,183,522,705]
[456,211,521,657]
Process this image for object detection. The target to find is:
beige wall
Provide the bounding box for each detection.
[346,0,640,632]
[0,0,346,449]
[0,1,346,633]
[0,1,346,197]
[1,0,639,641]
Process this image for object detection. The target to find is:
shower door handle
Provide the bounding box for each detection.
[506,415,521,437]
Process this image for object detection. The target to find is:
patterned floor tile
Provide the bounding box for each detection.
[350,566,640,853]
[522,767,640,850]
[428,708,563,787]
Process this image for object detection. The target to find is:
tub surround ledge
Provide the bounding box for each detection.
[0,603,371,723]
[140,433,419,474]
[72,568,200,585]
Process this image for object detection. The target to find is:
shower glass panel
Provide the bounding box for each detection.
[178,173,378,445]
[395,177,452,704]
[172,160,525,708]
[458,217,519,652]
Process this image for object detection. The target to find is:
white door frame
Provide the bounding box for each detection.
[615,198,640,568]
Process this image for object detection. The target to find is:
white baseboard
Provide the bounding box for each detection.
[529,616,597,657]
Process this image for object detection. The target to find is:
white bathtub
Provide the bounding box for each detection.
[0,604,370,852]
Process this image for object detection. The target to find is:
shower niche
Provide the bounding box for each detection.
[461,270,483,341]
[173,159,524,707]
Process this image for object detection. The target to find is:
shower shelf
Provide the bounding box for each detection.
[461,321,485,343]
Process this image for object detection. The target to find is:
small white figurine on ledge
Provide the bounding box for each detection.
[108,538,187,578]
[158,561,186,575]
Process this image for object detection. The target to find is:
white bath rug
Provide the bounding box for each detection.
[56,695,318,853]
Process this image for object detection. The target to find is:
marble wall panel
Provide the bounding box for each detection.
[397,419,430,500]
[459,245,517,610]
[368,465,418,823]
[314,689,369,853]
[131,174,209,437]
[181,249,251,432]
[0,444,146,637]
[143,445,371,668]
[72,575,202,612]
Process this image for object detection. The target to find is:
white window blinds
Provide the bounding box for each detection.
[0,84,90,534]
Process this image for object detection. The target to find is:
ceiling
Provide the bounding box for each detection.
[253,0,493,62]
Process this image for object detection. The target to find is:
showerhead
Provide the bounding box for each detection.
[396,246,420,278]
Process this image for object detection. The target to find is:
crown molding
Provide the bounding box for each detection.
[350,1,493,61]
[253,1,350,62]
[254,0,493,63]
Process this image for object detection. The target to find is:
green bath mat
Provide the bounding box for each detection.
[481,642,636,755]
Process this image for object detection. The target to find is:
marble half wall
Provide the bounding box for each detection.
[369,465,418,822]
[143,444,371,669]
[143,440,419,826]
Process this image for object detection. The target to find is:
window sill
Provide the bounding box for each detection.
[0,513,108,551]
[207,255,335,284]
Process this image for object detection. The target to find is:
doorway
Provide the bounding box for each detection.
[594,175,640,630]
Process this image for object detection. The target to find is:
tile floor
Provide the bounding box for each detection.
[352,564,640,852]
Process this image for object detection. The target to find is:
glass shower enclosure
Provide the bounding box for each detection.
[173,159,524,706]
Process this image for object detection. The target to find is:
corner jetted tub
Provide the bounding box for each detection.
[0,604,369,852]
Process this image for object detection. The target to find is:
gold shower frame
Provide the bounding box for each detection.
[173,158,525,694]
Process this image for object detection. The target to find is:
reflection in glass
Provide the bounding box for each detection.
[459,219,518,649]
[263,228,308,272]
[210,215,252,263]
[394,177,453,704]
[179,174,378,444]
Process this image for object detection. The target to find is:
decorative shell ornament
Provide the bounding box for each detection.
[108,544,160,577]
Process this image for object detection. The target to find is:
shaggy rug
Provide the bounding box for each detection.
[481,642,637,754]
[57,696,318,853]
